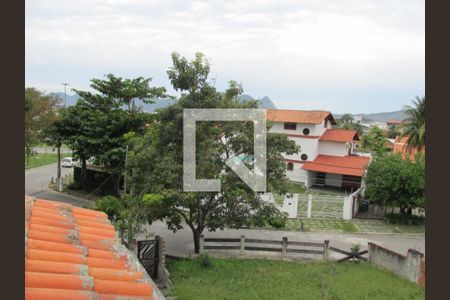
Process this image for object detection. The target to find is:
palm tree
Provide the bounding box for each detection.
[401,96,425,150]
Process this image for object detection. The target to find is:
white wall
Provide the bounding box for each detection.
[285,162,306,183]
[269,122,327,136]
[318,141,349,157]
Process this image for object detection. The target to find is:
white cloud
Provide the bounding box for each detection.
[25,0,424,113]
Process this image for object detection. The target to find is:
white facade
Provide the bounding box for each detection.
[268,117,357,187]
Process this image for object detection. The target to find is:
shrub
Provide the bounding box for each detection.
[384,213,425,225]
[198,254,212,269]
[268,214,287,228]
[94,195,122,219]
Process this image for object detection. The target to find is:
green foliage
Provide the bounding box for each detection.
[94,195,122,219]
[198,254,213,269]
[25,88,61,165]
[401,96,425,150]
[360,126,387,155]
[48,74,163,192]
[364,153,425,212]
[387,125,401,139]
[127,52,299,253]
[267,214,288,228]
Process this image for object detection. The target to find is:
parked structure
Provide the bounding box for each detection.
[267,109,370,191]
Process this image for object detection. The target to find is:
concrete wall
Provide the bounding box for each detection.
[368,242,425,287]
[283,137,320,162]
[319,141,349,156]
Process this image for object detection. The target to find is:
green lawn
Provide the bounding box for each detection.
[167,258,424,300]
[25,153,58,169]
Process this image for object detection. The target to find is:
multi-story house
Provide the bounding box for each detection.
[267,109,370,191]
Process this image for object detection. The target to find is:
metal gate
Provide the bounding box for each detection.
[137,236,159,279]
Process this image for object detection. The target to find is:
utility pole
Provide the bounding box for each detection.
[57,83,69,192]
[61,83,69,108]
[123,145,129,194]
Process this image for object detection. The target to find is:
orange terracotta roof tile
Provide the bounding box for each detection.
[267,109,337,125]
[302,155,370,176]
[25,197,157,300]
[319,129,359,142]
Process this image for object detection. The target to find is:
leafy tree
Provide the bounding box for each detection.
[339,114,354,125]
[364,153,425,214]
[49,74,162,192]
[126,52,298,253]
[401,96,425,150]
[80,73,168,112]
[25,88,61,165]
[336,114,363,136]
[360,126,386,155]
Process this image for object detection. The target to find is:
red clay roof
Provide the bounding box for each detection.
[393,136,425,160]
[302,155,370,176]
[25,196,156,300]
[387,119,402,125]
[267,109,337,125]
[319,129,359,142]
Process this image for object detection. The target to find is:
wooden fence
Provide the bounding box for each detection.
[200,235,330,259]
[199,235,369,262]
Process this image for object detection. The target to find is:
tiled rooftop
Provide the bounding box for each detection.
[302,155,371,176]
[25,196,157,300]
[266,109,337,125]
[319,129,359,142]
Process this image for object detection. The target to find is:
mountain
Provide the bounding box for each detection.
[237,94,277,109]
[51,93,277,110]
[334,110,406,122]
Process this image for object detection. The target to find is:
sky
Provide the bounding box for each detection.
[25,0,424,114]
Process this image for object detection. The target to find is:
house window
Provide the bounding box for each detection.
[286,162,294,171]
[301,154,308,161]
[303,128,310,135]
[284,123,297,130]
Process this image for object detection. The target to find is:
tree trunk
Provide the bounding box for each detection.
[193,229,201,254]
[81,158,87,191]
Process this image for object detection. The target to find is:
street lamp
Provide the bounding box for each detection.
[61,83,69,108]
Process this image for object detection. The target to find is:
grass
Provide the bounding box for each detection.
[285,219,358,233]
[167,258,424,300]
[25,153,58,169]
[285,181,306,193]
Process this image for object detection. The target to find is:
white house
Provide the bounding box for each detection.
[267,109,370,191]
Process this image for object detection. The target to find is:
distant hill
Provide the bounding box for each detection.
[52,93,277,111]
[238,94,277,109]
[334,110,406,122]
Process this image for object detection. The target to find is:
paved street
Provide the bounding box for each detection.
[25,163,92,207]
[143,221,425,258]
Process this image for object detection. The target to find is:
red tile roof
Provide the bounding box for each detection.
[319,129,359,142]
[25,196,156,300]
[267,109,337,125]
[393,136,425,160]
[302,155,370,176]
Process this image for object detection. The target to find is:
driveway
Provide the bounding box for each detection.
[144,221,425,258]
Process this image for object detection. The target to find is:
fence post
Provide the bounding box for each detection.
[240,235,245,257]
[323,240,330,260]
[282,237,288,258]
[199,234,205,255]
[307,194,312,218]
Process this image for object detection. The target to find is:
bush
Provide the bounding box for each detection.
[94,195,122,219]
[67,181,82,190]
[198,254,212,269]
[268,214,287,228]
[384,213,425,225]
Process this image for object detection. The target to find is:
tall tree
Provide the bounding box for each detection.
[77,73,168,112]
[401,96,425,150]
[25,88,60,165]
[126,52,299,253]
[49,75,162,192]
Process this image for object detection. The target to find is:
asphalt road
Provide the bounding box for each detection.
[25,163,94,207]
